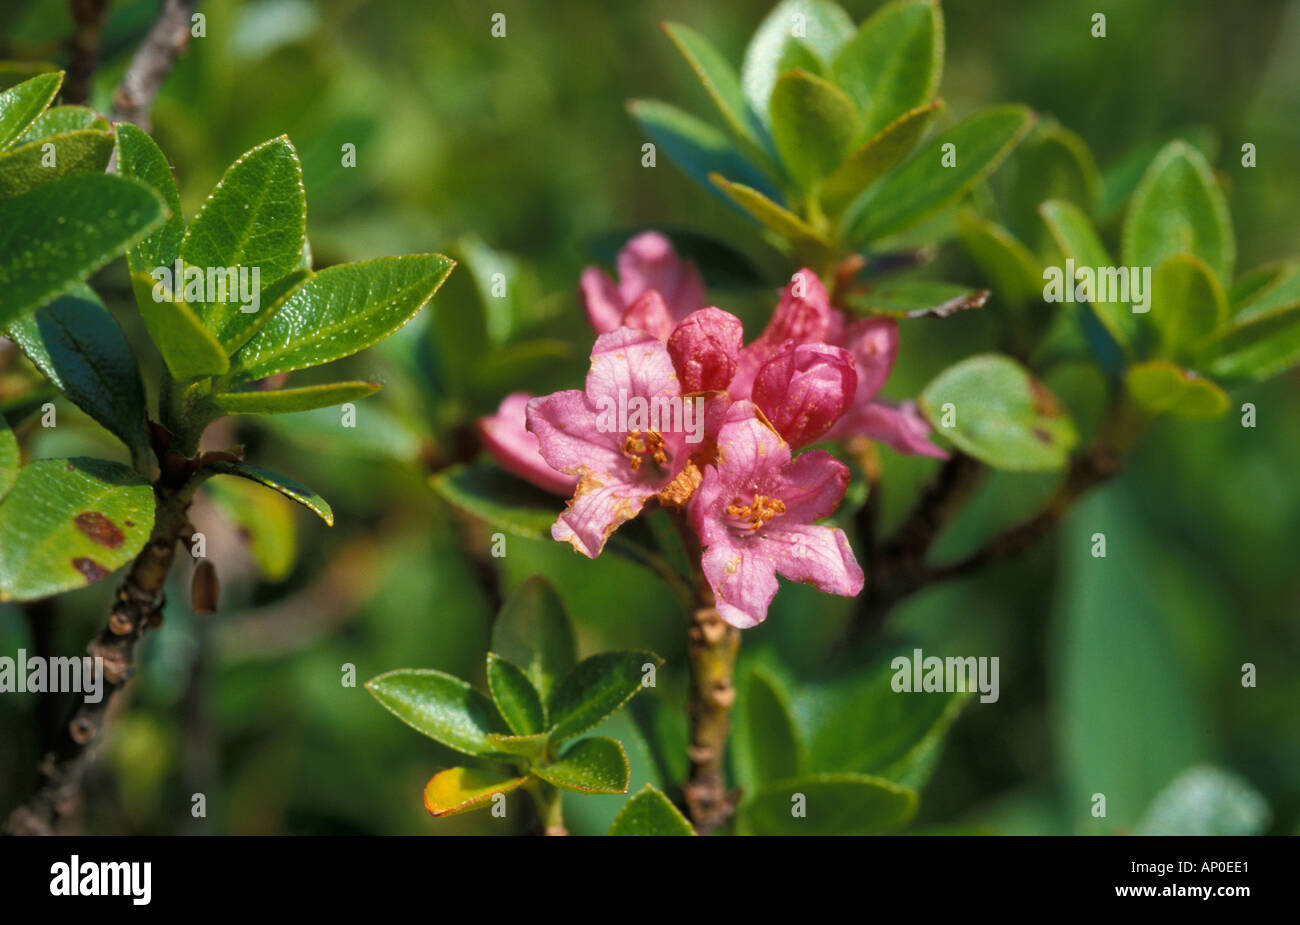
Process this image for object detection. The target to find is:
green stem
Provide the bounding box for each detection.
[527,780,566,836]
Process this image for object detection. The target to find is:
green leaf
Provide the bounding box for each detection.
[661,22,771,164]
[178,136,307,352]
[741,0,855,126]
[710,172,831,260]
[1207,313,1300,382]
[486,652,546,736]
[492,575,577,706]
[919,353,1079,471]
[608,784,696,835]
[226,254,454,384]
[1038,198,1137,349]
[0,71,61,151]
[207,460,333,525]
[1121,140,1234,285]
[1150,254,1227,360]
[547,650,662,744]
[1125,360,1229,419]
[114,122,183,270]
[131,284,230,380]
[627,99,782,208]
[1135,766,1270,836]
[768,69,859,191]
[741,773,917,835]
[0,173,165,327]
[821,101,941,217]
[1231,261,1300,324]
[423,767,527,817]
[203,475,296,581]
[17,105,108,143]
[432,462,562,540]
[1007,123,1101,253]
[4,285,149,457]
[210,381,380,415]
[532,736,630,794]
[0,129,114,200]
[485,732,549,762]
[365,668,508,757]
[832,0,943,137]
[0,414,17,502]
[957,210,1041,308]
[734,665,805,792]
[848,105,1034,246]
[843,279,988,318]
[0,457,155,602]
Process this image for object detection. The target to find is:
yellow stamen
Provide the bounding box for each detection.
[725,493,786,530]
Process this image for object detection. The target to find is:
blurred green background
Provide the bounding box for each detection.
[1,0,1296,835]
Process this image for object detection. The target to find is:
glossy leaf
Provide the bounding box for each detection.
[492,576,577,706]
[532,736,630,794]
[114,122,184,270]
[203,474,297,581]
[1038,198,1137,349]
[211,381,380,415]
[608,784,696,836]
[423,767,527,817]
[178,136,307,351]
[920,353,1078,471]
[848,105,1034,246]
[4,285,149,457]
[768,69,859,190]
[741,773,917,835]
[822,101,941,216]
[1121,140,1234,285]
[0,173,165,327]
[486,653,546,736]
[226,254,454,384]
[0,129,114,200]
[734,665,805,792]
[485,732,549,762]
[547,650,663,744]
[741,0,855,126]
[366,669,508,757]
[710,172,832,260]
[0,458,154,602]
[1150,254,1227,360]
[432,462,563,540]
[17,105,108,142]
[833,0,942,137]
[0,71,61,151]
[1125,360,1229,419]
[208,460,333,525]
[661,22,770,163]
[0,414,16,502]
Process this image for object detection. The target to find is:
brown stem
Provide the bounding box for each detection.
[65,0,112,104]
[111,0,201,129]
[4,475,201,836]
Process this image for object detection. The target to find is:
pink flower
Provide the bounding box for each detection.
[667,307,744,393]
[730,270,837,400]
[580,231,707,336]
[477,392,578,495]
[690,401,864,628]
[526,327,689,557]
[752,342,857,448]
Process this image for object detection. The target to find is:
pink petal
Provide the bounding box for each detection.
[581,267,625,334]
[767,448,851,523]
[551,475,651,559]
[667,307,744,393]
[828,398,948,458]
[478,392,578,495]
[525,390,626,479]
[839,317,898,399]
[765,270,835,345]
[764,523,864,597]
[585,326,682,413]
[752,342,857,448]
[616,231,706,323]
[700,534,780,629]
[620,290,676,342]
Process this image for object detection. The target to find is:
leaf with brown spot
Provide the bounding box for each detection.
[73,511,125,548]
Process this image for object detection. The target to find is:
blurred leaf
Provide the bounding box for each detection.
[1136,766,1269,836]
[211,381,380,415]
[486,652,545,736]
[17,105,107,142]
[0,174,165,327]
[957,210,1041,308]
[822,101,941,217]
[0,129,114,200]
[547,650,662,744]
[492,576,577,706]
[769,69,859,191]
[1150,254,1226,360]
[485,732,549,762]
[734,665,805,792]
[1231,261,1300,324]
[0,414,17,502]
[608,784,695,835]
[204,474,297,581]
[848,105,1034,246]
[1207,312,1300,382]
[227,254,454,383]
[920,353,1078,470]
[532,736,629,794]
[1098,126,1219,221]
[1038,198,1137,350]
[0,458,154,602]
[261,399,425,462]
[844,279,988,318]
[433,462,559,540]
[740,773,917,835]
[832,0,942,137]
[470,339,573,403]
[0,71,60,151]
[1121,140,1234,286]
[741,0,855,127]
[366,668,507,757]
[423,767,526,817]
[208,460,333,525]
[4,284,149,457]
[710,172,831,259]
[1125,360,1229,419]
[1007,122,1100,253]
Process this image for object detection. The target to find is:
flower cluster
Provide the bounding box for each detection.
[478,232,944,628]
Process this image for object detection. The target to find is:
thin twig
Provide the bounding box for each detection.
[65,0,112,104]
[111,0,201,129]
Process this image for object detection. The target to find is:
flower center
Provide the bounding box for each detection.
[622,429,668,472]
[725,493,786,531]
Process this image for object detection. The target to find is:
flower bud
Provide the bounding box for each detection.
[191,559,219,615]
[752,342,857,448]
[667,307,744,393]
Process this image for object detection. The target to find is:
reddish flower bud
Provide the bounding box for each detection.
[752,342,857,448]
[667,307,744,393]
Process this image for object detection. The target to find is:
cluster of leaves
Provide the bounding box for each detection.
[365,577,693,834]
[0,69,451,601]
